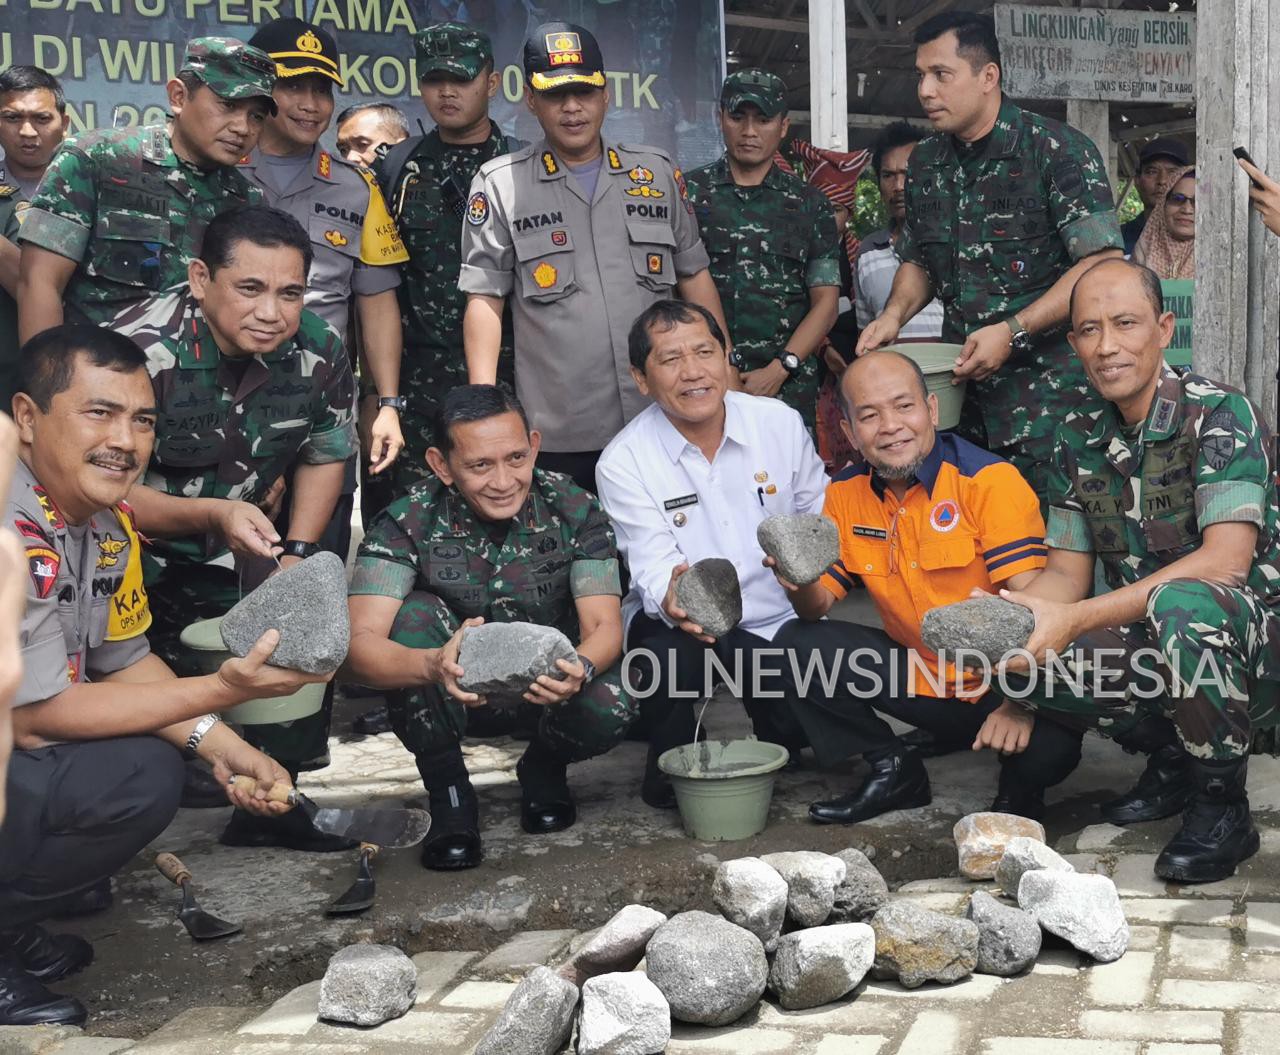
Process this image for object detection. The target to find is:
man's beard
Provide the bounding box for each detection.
[867,451,924,481]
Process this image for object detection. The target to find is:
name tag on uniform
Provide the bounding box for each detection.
[664,494,699,511]
[852,525,888,540]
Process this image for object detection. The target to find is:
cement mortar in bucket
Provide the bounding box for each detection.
[657,738,790,842]
[881,342,967,429]
[179,616,325,725]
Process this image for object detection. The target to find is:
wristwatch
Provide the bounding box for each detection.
[281,539,320,559]
[579,657,597,684]
[775,351,801,376]
[185,714,222,755]
[1005,316,1033,356]
[377,396,407,411]
[729,349,746,369]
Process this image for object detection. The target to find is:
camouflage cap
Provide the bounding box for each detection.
[721,68,788,118]
[415,22,493,81]
[179,37,278,112]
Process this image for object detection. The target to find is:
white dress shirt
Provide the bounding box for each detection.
[597,390,828,642]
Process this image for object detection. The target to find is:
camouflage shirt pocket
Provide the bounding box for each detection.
[87,212,170,289]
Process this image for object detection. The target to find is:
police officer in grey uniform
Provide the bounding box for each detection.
[460,21,728,494]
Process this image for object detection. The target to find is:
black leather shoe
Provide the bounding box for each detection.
[1155,757,1261,884]
[353,705,393,736]
[420,781,483,871]
[990,768,1046,821]
[0,926,93,984]
[517,744,576,834]
[809,744,932,825]
[219,806,357,853]
[50,878,113,919]
[1102,743,1193,825]
[0,953,87,1027]
[179,758,229,809]
[641,742,678,810]
[900,727,969,759]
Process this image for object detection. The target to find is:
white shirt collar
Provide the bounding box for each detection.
[654,392,749,464]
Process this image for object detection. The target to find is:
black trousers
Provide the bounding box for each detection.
[0,737,184,927]
[773,619,1084,789]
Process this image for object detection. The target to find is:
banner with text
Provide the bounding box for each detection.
[994,3,1195,105]
[1162,279,1193,369]
[0,0,727,168]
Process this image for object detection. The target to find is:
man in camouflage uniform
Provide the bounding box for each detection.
[15,38,276,341]
[374,22,518,502]
[1002,258,1280,884]
[685,70,840,431]
[0,67,69,405]
[858,12,1123,504]
[344,385,632,871]
[111,205,357,853]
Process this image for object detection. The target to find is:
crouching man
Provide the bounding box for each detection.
[1002,258,1280,883]
[0,327,326,1026]
[774,350,1084,824]
[343,385,632,871]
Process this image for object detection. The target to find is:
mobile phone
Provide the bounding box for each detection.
[1234,146,1265,188]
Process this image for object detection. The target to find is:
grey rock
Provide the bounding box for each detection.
[645,911,768,1026]
[870,902,979,988]
[756,514,841,586]
[457,622,578,700]
[759,851,847,928]
[966,890,1041,977]
[557,904,667,987]
[920,595,1035,665]
[768,923,876,1010]
[829,850,890,924]
[674,558,742,638]
[711,857,788,950]
[317,944,416,1027]
[1018,871,1129,963]
[220,551,349,675]
[995,836,1075,894]
[474,965,579,1055]
[578,972,671,1055]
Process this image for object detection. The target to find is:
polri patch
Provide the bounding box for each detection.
[466,191,490,226]
[851,525,888,540]
[663,494,699,511]
[647,253,663,275]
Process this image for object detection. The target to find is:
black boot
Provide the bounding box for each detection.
[1101,715,1193,825]
[219,764,357,853]
[1155,757,1260,884]
[517,740,576,834]
[989,763,1046,821]
[416,747,482,871]
[352,704,393,736]
[641,700,697,811]
[0,953,86,1027]
[0,926,93,984]
[809,743,932,825]
[179,757,230,809]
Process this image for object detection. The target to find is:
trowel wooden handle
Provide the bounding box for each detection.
[229,775,296,805]
[360,843,378,860]
[155,853,191,886]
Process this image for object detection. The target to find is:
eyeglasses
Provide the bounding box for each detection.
[1168,192,1196,208]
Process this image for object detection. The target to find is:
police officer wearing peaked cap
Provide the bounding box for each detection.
[460,21,729,495]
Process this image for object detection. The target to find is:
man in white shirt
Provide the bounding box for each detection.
[596,300,828,807]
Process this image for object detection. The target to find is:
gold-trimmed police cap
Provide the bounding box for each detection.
[249,17,343,86]
[523,21,606,92]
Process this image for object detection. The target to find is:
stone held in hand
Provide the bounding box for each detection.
[995,835,1075,894]
[219,551,349,675]
[578,972,671,1055]
[674,558,742,638]
[759,851,847,928]
[711,857,788,950]
[456,622,578,701]
[317,943,416,1027]
[920,595,1035,665]
[756,513,841,586]
[828,848,890,923]
[768,923,876,1010]
[557,904,667,987]
[1017,870,1130,963]
[474,965,579,1055]
[954,812,1047,880]
[966,890,1041,977]
[645,911,768,1027]
[870,901,979,989]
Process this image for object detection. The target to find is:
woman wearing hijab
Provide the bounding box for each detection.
[1134,167,1196,280]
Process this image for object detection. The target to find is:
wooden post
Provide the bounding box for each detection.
[1065,0,1116,193]
[1195,0,1280,425]
[808,0,849,150]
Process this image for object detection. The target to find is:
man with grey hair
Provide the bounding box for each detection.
[336,103,409,167]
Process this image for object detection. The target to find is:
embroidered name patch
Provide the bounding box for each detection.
[851,525,888,540]
[663,494,699,511]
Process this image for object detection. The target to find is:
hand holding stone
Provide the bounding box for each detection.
[432,617,484,706]
[216,629,333,699]
[762,555,799,593]
[524,657,586,706]
[662,562,714,643]
[996,589,1081,670]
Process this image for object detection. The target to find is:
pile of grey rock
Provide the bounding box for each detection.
[471,812,1130,1053]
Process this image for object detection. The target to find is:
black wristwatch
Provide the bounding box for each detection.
[378,396,407,411]
[1005,316,1033,356]
[729,349,746,369]
[281,539,320,559]
[579,657,597,684]
[775,351,801,376]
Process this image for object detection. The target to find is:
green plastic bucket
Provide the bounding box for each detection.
[179,616,326,725]
[882,343,967,429]
[657,738,790,842]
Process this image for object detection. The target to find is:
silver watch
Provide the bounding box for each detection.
[185,714,222,753]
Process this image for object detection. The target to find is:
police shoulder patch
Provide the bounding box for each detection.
[0,185,15,198]
[467,191,490,226]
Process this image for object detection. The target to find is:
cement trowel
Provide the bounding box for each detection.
[155,853,242,941]
[229,777,432,849]
[326,843,378,916]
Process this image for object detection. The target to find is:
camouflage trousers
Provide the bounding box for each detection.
[1009,579,1280,761]
[145,560,332,766]
[386,591,636,761]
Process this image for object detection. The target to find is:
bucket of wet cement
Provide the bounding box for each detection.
[657,738,790,841]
